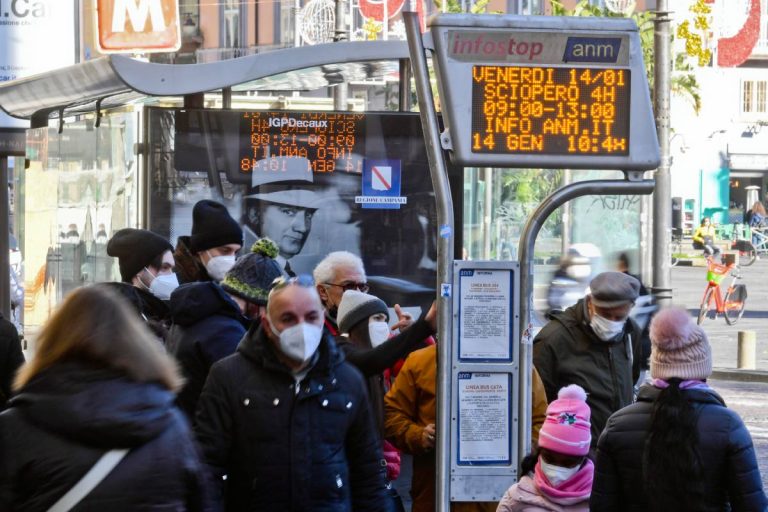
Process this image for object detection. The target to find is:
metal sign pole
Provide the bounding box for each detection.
[516,176,655,455]
[0,156,10,319]
[404,11,454,512]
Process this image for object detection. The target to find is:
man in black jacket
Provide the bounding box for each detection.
[0,314,23,410]
[194,276,388,511]
[533,271,642,445]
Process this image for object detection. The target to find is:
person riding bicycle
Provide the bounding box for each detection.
[692,217,719,257]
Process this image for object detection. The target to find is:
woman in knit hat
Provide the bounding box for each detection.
[497,384,593,511]
[591,307,767,511]
[336,290,437,512]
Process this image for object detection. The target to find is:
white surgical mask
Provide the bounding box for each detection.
[148,272,179,301]
[205,252,236,281]
[540,460,581,487]
[590,313,626,341]
[368,320,391,348]
[270,320,323,363]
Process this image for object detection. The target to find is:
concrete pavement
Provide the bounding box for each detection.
[671,257,768,377]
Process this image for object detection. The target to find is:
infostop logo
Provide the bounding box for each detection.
[451,33,544,60]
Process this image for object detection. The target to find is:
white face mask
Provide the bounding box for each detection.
[270,320,323,363]
[540,460,581,487]
[148,271,179,301]
[368,320,391,348]
[205,252,236,281]
[590,313,626,341]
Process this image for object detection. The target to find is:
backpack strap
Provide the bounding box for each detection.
[47,449,129,512]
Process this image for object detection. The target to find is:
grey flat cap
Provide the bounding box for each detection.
[589,271,640,307]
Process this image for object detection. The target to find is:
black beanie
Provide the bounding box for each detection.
[221,239,283,304]
[189,200,244,253]
[107,228,173,282]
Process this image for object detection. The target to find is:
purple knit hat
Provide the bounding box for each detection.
[538,384,591,456]
[650,307,712,380]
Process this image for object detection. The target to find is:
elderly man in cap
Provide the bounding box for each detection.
[533,271,643,444]
[244,184,323,277]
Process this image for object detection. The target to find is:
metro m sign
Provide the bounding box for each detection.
[97,0,181,53]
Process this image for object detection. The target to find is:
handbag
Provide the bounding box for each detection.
[46,449,129,512]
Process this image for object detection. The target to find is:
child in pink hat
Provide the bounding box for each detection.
[497,384,592,511]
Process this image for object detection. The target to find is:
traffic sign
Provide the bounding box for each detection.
[430,15,660,170]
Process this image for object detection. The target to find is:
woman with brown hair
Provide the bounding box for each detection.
[0,286,210,511]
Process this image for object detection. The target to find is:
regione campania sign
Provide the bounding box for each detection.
[97,0,181,53]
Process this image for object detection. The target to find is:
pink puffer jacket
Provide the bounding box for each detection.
[496,476,589,512]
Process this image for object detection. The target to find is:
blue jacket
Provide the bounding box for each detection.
[591,384,767,511]
[0,361,210,511]
[167,282,250,419]
[194,323,389,512]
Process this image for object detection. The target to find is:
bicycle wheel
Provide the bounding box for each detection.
[697,288,714,325]
[724,286,747,325]
[738,242,757,266]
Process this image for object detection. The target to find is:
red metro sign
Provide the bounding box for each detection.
[97,0,181,53]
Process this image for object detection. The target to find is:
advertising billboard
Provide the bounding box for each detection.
[161,109,440,307]
[0,0,76,128]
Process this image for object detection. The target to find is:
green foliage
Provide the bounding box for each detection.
[433,0,494,14]
[549,0,702,114]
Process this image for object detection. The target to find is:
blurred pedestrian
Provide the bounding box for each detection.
[692,217,719,257]
[0,313,23,411]
[194,275,388,511]
[385,344,548,512]
[616,252,648,296]
[534,272,642,445]
[174,200,243,283]
[590,308,768,511]
[497,384,593,512]
[336,290,438,511]
[168,239,282,419]
[0,286,210,510]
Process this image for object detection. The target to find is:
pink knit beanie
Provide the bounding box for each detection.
[650,307,712,380]
[538,384,591,456]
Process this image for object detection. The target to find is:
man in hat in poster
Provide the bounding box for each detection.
[243,184,324,277]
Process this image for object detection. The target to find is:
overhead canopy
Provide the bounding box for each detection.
[0,40,410,121]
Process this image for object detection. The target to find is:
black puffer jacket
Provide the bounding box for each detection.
[0,314,23,410]
[0,362,210,511]
[533,299,642,444]
[591,384,767,511]
[167,282,250,419]
[195,323,388,512]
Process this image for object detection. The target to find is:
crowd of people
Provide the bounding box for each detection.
[0,198,766,511]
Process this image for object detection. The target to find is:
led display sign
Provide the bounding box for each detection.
[239,111,365,175]
[471,65,630,156]
[430,15,660,170]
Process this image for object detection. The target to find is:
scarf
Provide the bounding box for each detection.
[652,378,710,390]
[533,458,594,505]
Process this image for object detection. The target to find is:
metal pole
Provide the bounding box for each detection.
[517,178,655,457]
[333,0,348,110]
[404,11,453,512]
[652,0,672,302]
[0,156,11,319]
[399,58,412,112]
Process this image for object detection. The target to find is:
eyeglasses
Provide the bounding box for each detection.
[270,274,315,291]
[324,281,370,293]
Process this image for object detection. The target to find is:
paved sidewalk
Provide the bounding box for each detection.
[671,258,768,374]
